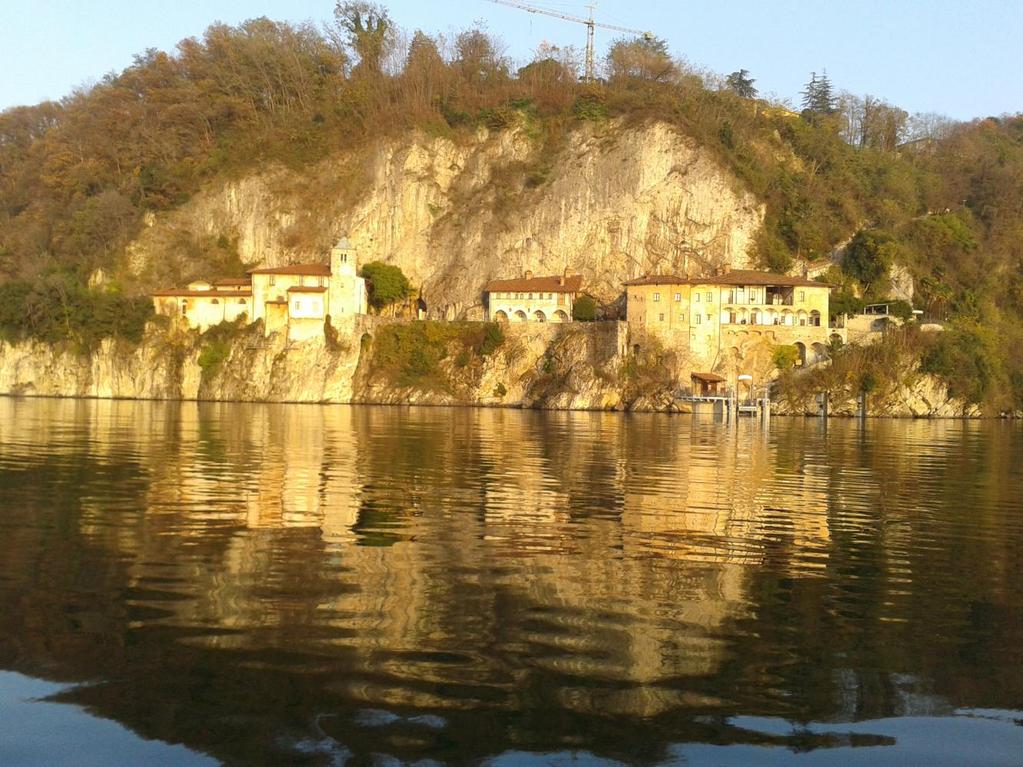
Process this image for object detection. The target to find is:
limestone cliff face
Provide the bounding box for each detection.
[0,321,677,412]
[773,368,977,418]
[0,321,977,417]
[127,122,763,315]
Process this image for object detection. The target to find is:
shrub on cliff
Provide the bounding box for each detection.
[772,345,800,370]
[0,274,152,351]
[370,321,505,391]
[361,262,411,313]
[572,295,598,322]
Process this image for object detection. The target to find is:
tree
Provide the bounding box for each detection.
[843,229,899,293]
[361,261,410,311]
[333,1,391,77]
[725,69,757,99]
[454,27,507,86]
[606,36,676,82]
[860,96,908,151]
[773,345,800,370]
[801,70,837,116]
[572,295,598,321]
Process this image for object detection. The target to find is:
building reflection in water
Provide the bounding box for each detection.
[0,397,1021,765]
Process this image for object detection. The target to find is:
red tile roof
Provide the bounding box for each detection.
[624,270,829,289]
[623,274,687,286]
[691,270,829,288]
[248,263,331,276]
[691,372,727,383]
[484,274,583,293]
[152,289,252,298]
[287,286,328,293]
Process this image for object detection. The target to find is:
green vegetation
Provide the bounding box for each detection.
[361,261,411,312]
[369,321,505,390]
[0,273,152,351]
[196,317,247,379]
[842,229,899,293]
[772,345,800,370]
[572,295,598,322]
[921,324,1005,406]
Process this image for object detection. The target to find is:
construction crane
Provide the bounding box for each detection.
[486,0,652,82]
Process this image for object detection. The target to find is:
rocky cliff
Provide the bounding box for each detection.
[127,122,763,316]
[0,319,685,412]
[0,318,977,417]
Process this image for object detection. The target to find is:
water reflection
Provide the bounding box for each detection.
[0,398,1021,765]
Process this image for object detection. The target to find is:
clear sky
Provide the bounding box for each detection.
[1,0,1020,120]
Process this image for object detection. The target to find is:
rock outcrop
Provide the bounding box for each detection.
[0,320,683,412]
[127,122,763,316]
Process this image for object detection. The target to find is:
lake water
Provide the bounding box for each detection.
[0,398,1021,766]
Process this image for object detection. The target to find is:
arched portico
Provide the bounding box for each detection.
[552,309,569,323]
[494,310,509,322]
[513,310,528,322]
[533,310,547,322]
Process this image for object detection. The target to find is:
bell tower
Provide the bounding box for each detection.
[330,236,357,279]
[328,234,367,325]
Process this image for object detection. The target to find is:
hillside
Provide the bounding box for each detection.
[0,10,1022,410]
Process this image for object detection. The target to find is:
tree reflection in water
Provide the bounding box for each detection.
[0,399,1021,765]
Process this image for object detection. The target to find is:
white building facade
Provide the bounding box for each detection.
[483,272,583,323]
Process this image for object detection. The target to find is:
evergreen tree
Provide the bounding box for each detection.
[725,69,757,99]
[801,70,837,115]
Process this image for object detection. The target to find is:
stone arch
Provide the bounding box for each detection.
[751,309,762,325]
[513,310,528,322]
[812,342,828,364]
[211,298,220,305]
[533,310,547,323]
[810,309,822,327]
[794,341,807,367]
[830,333,844,347]
[782,309,794,326]
[797,310,808,327]
[552,309,569,323]
[494,310,509,323]
[765,308,777,325]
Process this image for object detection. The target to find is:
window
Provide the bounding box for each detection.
[653,292,661,302]
[695,314,702,325]
[695,293,701,303]
[750,291,757,304]
[674,292,681,302]
[658,313,665,322]
[528,293,534,300]
[799,290,806,302]
[269,276,276,286]
[706,292,713,303]
[295,300,303,312]
[547,293,553,300]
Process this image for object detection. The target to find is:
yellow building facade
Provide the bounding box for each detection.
[625,269,844,377]
[153,237,368,340]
